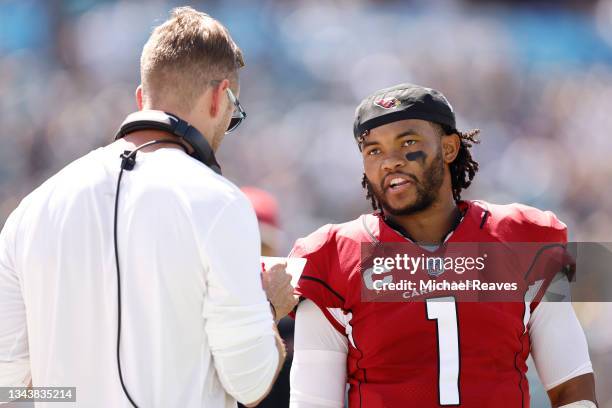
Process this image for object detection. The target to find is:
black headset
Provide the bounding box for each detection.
[114,110,221,174]
[112,111,221,407]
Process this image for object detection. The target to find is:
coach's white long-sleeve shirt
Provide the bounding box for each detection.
[0,145,278,407]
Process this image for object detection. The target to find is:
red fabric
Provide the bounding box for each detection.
[290,200,568,408]
[241,186,279,228]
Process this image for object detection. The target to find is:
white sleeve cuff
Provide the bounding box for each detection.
[542,361,593,391]
[0,359,31,387]
[558,401,597,408]
[205,301,278,404]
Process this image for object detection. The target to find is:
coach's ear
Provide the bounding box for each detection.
[209,79,230,118]
[135,85,144,110]
[442,133,460,164]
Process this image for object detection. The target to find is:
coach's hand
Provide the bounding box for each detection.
[261,262,298,321]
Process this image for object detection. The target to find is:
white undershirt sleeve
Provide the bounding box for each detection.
[529,301,593,390]
[290,299,348,408]
[200,195,278,405]
[0,205,31,388]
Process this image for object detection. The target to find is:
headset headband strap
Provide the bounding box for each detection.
[115,110,221,175]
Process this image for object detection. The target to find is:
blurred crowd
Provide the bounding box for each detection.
[1,0,611,406]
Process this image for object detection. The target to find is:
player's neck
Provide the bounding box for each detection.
[384,195,460,244]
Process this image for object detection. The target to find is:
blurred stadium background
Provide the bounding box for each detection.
[1,0,611,407]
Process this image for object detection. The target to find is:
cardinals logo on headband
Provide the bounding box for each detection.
[374,97,401,109]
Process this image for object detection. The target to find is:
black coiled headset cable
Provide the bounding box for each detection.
[113,140,187,408]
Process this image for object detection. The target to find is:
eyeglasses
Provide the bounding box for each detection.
[226,88,247,134]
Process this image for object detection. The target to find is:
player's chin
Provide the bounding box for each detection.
[384,189,416,209]
[384,197,419,215]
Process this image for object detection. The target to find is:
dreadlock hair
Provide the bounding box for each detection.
[361,172,380,212]
[360,123,480,211]
[441,124,480,202]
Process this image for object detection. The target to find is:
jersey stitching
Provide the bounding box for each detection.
[514,301,527,408]
[479,210,490,229]
[299,275,345,303]
[324,307,349,335]
[346,307,366,408]
[523,243,566,280]
[361,215,380,243]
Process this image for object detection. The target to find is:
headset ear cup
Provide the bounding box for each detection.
[181,126,222,175]
[115,111,176,140]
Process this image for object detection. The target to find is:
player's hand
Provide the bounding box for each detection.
[261,262,298,321]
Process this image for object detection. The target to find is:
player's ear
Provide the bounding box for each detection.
[441,133,460,164]
[209,79,230,118]
[135,85,144,110]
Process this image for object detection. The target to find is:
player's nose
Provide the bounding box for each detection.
[381,152,406,172]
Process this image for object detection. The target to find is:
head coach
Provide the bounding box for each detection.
[0,6,296,408]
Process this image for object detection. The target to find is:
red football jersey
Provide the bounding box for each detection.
[291,200,568,408]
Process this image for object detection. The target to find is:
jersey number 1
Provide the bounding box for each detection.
[426,297,460,405]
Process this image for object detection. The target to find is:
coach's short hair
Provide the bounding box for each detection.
[140,6,244,111]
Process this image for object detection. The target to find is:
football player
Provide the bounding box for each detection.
[288,84,597,407]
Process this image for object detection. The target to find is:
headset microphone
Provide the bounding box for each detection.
[112,111,221,407]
